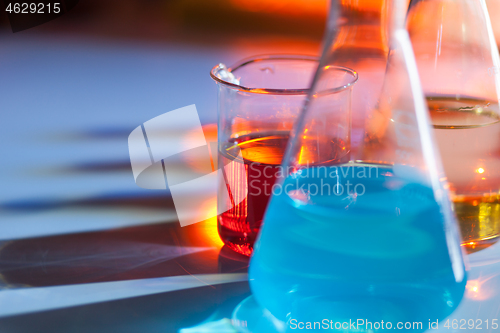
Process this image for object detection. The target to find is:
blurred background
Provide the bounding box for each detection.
[0,0,329,53]
[2,0,500,47]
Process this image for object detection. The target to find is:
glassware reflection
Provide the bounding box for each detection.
[407,0,500,251]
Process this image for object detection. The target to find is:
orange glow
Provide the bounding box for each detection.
[187,216,224,249]
[333,24,388,52]
[465,276,499,301]
[183,215,224,250]
[298,146,305,164]
[461,241,476,247]
[248,88,271,94]
[230,135,284,149]
[230,0,327,17]
[186,196,224,249]
[340,0,389,12]
[200,217,224,248]
[328,0,390,55]
[466,280,480,299]
[477,167,485,174]
[203,124,218,170]
[202,123,218,141]
[180,123,223,249]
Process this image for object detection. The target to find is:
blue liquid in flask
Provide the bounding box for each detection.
[249,163,466,330]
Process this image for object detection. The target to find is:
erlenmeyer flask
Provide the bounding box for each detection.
[407,0,500,251]
[249,0,466,326]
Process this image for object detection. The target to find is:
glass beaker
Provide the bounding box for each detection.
[407,0,500,251]
[249,0,466,325]
[211,55,320,256]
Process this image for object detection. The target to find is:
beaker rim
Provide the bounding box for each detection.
[210,54,358,95]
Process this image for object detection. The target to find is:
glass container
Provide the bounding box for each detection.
[408,0,500,251]
[212,55,325,256]
[248,0,466,326]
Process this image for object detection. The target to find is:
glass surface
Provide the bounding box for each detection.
[408,0,500,251]
[211,56,319,256]
[248,0,466,328]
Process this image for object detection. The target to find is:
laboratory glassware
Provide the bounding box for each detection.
[249,0,467,326]
[408,0,500,251]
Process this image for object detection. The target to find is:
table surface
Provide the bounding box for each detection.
[0,32,499,333]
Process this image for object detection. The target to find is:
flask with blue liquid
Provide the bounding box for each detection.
[247,0,467,329]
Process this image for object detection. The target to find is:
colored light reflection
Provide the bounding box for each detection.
[200,196,224,248]
[174,123,223,248]
[198,217,225,249]
[230,0,327,16]
[465,275,499,301]
[229,0,389,16]
[185,212,224,249]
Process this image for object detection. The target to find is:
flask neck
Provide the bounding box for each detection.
[325,0,411,51]
[389,0,411,33]
[324,0,391,63]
